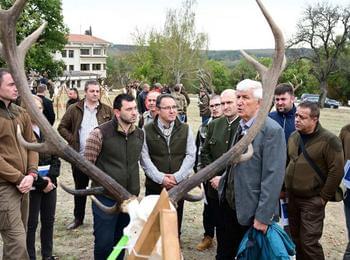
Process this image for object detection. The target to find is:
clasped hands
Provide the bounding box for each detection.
[162,174,177,190]
[17,174,55,193]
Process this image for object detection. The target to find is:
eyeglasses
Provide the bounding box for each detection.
[159,105,178,111]
[210,103,221,108]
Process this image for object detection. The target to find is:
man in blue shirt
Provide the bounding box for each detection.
[269,83,296,143]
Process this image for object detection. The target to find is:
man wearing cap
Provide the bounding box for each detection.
[218,79,286,260]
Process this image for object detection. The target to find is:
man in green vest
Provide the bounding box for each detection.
[140,93,196,235]
[84,94,144,260]
[197,89,240,253]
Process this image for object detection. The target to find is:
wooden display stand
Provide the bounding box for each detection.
[127,189,181,260]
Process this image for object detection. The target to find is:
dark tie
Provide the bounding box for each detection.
[231,124,244,147]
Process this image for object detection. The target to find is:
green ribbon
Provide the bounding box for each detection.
[107,235,129,260]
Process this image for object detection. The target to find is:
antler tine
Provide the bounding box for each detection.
[16,125,49,153]
[7,0,27,22]
[240,50,268,76]
[60,183,105,196]
[90,195,120,214]
[18,22,47,60]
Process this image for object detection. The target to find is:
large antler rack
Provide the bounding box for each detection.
[0,0,134,205]
[168,0,286,203]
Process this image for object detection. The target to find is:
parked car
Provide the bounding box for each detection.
[301,94,340,109]
[324,98,340,109]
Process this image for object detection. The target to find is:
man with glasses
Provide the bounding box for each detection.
[140,94,196,235]
[196,89,240,253]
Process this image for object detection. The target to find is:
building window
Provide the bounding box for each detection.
[80,64,90,71]
[93,48,101,55]
[65,65,68,71]
[62,50,67,58]
[69,50,74,58]
[69,65,74,71]
[103,64,106,70]
[80,48,90,55]
[92,64,101,71]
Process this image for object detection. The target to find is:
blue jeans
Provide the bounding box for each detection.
[92,195,130,260]
[344,189,350,259]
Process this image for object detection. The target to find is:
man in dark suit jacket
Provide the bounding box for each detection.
[218,79,286,260]
[36,83,55,125]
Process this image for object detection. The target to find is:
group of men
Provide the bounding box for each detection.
[0,67,347,260]
[195,81,344,260]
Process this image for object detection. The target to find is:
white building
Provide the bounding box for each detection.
[55,34,110,90]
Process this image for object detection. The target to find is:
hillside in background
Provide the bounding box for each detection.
[108,44,312,66]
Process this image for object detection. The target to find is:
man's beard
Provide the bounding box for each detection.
[119,114,136,125]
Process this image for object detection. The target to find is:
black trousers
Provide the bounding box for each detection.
[72,165,89,221]
[216,199,249,260]
[145,187,184,235]
[27,189,57,259]
[202,183,220,238]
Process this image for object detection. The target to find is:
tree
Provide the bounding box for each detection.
[160,0,208,84]
[289,2,350,107]
[328,43,350,104]
[106,55,133,89]
[230,57,271,87]
[204,60,231,93]
[280,58,319,96]
[0,0,68,78]
[131,0,208,89]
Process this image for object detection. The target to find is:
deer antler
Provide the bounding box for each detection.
[0,0,134,206]
[288,74,303,92]
[168,0,286,203]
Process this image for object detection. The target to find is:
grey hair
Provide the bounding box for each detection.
[236,79,262,100]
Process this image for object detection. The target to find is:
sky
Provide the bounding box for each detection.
[62,0,349,50]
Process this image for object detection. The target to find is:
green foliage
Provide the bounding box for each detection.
[130,0,208,88]
[106,55,134,89]
[0,0,68,78]
[280,58,319,97]
[204,60,231,93]
[328,43,350,103]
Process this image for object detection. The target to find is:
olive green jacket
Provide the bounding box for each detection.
[285,123,344,201]
[200,116,240,198]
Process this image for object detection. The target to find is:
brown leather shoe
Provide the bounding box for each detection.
[196,235,213,251]
[66,219,83,230]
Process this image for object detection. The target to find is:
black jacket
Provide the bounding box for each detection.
[33,130,61,191]
[38,95,55,125]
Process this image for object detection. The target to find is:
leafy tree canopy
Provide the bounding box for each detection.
[0,0,68,78]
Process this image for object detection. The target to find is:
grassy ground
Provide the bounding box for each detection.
[1,94,349,259]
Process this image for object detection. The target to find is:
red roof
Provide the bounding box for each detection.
[67,34,110,44]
